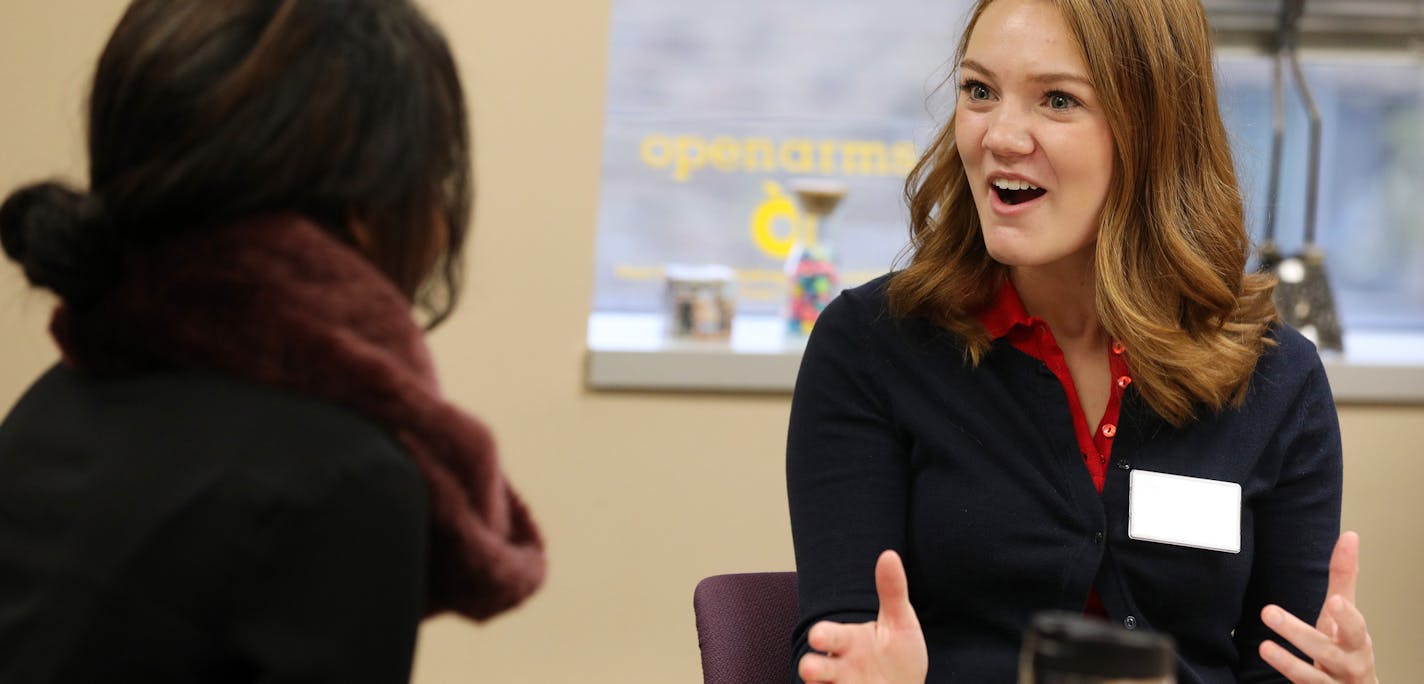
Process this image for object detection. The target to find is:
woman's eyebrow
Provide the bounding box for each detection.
[959,59,995,78]
[960,58,1093,88]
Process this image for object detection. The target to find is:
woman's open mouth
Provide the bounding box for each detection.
[992,178,1047,206]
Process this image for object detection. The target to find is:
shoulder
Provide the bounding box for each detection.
[796,273,970,400]
[831,273,894,317]
[1263,323,1325,366]
[3,364,423,497]
[814,272,962,353]
[803,275,890,362]
[1248,323,1332,404]
[815,272,919,339]
[0,365,430,666]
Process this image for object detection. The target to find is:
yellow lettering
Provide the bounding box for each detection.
[749,181,801,260]
[708,136,741,172]
[841,141,891,175]
[735,283,779,302]
[778,139,815,174]
[640,135,673,168]
[640,132,919,179]
[674,136,708,182]
[819,140,838,175]
[735,268,784,283]
[892,141,920,176]
[744,138,775,173]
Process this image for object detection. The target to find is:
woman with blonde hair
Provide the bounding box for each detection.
[786,0,1378,681]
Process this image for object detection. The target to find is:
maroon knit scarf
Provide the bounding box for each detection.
[50,214,545,621]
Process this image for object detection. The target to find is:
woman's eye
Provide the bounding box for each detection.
[961,82,991,101]
[1047,93,1077,110]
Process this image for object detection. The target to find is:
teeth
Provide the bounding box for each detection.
[992,178,1040,191]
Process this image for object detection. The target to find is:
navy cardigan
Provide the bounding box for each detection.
[787,276,1341,683]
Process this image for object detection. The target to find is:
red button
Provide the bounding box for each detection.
[1102,424,1117,438]
[1117,376,1132,389]
[1112,341,1126,355]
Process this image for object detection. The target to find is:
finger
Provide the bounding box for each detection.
[808,620,854,655]
[1326,531,1360,606]
[1323,594,1372,653]
[1318,531,1361,638]
[1260,639,1331,684]
[1316,607,1338,641]
[798,652,838,683]
[1262,604,1342,665]
[874,550,919,632]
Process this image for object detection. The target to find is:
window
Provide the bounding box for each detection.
[1217,53,1424,330]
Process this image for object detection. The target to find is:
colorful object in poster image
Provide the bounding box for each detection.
[663,263,736,340]
[788,247,839,335]
[784,178,848,337]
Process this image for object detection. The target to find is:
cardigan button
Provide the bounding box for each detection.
[1123,615,1138,630]
[1093,531,1104,544]
[1117,460,1130,471]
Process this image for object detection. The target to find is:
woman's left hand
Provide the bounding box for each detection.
[796,550,927,684]
[1260,531,1379,683]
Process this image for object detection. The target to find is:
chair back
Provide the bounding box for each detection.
[693,571,799,684]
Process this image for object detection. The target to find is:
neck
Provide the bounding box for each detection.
[1009,257,1104,343]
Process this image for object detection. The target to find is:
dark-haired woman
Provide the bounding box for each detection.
[787,1,1378,682]
[0,1,543,681]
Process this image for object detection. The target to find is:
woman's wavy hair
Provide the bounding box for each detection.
[888,0,1278,426]
[0,0,471,327]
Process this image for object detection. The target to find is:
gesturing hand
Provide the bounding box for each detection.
[797,550,928,684]
[1260,531,1379,684]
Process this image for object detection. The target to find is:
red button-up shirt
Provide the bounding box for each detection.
[977,279,1131,616]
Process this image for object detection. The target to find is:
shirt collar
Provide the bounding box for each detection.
[977,277,1036,340]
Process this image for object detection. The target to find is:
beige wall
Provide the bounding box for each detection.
[2,2,1420,681]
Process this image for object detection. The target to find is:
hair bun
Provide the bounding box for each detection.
[0,182,116,305]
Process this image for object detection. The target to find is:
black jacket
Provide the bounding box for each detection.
[0,364,429,683]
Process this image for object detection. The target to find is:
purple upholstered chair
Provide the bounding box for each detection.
[693,572,800,684]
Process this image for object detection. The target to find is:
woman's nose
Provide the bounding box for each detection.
[982,108,1035,158]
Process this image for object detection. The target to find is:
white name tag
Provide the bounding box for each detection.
[1128,470,1241,554]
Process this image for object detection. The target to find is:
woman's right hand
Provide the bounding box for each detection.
[797,550,928,684]
[1260,531,1379,684]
